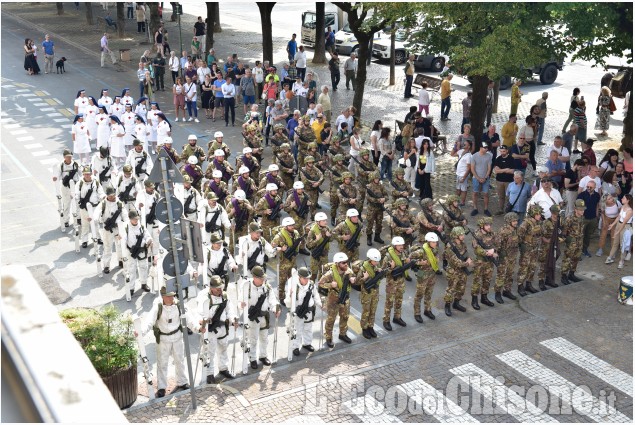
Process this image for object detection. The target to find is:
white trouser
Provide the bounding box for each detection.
[147,224,160,257]
[404,166,417,189]
[205,326,231,376]
[126,256,149,289]
[248,316,270,361]
[61,184,73,224]
[79,206,98,243]
[348,152,359,176]
[291,314,314,349]
[101,50,117,66]
[156,331,187,390]
[100,228,122,267]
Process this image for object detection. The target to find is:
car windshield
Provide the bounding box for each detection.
[395,31,407,42]
[342,23,351,32]
[302,12,316,28]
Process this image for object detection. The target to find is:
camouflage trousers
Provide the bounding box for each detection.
[260,222,276,243]
[337,243,359,263]
[414,272,436,314]
[360,286,379,329]
[330,190,340,220]
[561,239,582,274]
[281,173,294,192]
[443,270,468,303]
[383,277,406,322]
[537,244,550,278]
[517,244,540,284]
[471,259,494,295]
[358,190,366,214]
[339,198,359,217]
[324,290,350,340]
[310,254,328,278]
[494,252,518,292]
[278,257,295,300]
[307,189,320,217]
[365,206,383,237]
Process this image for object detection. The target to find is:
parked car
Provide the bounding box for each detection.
[467,60,565,89]
[372,30,445,72]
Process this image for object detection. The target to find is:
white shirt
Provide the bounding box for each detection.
[74,96,88,115]
[168,55,180,72]
[197,66,211,83]
[221,82,236,98]
[253,66,264,83]
[237,235,277,269]
[284,276,322,313]
[205,245,237,276]
[455,149,472,177]
[184,82,197,102]
[528,188,563,219]
[578,176,602,193]
[550,144,570,159]
[418,89,430,108]
[294,50,307,68]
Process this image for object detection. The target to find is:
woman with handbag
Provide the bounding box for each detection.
[415,139,434,200]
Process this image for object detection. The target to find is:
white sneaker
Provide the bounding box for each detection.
[605,256,615,264]
[174,118,178,122]
[626,252,632,261]
[188,117,193,122]
[194,118,200,123]
[618,261,624,269]
[596,248,603,257]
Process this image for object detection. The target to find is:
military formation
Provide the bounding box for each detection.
[54,118,589,398]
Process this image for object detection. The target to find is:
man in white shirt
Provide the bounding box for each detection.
[335,108,351,133]
[221,75,236,127]
[294,45,307,81]
[549,135,570,168]
[528,178,563,219]
[344,53,358,90]
[454,143,472,206]
[578,166,602,195]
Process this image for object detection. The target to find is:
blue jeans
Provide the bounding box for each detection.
[515,211,526,225]
[441,97,451,119]
[380,156,393,181]
[186,100,198,118]
[138,81,145,99]
[404,75,413,97]
[536,117,545,144]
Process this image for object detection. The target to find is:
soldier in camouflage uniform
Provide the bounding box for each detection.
[355,248,383,339]
[537,204,562,290]
[307,142,327,175]
[443,226,474,316]
[561,199,586,285]
[338,172,361,215]
[258,164,286,193]
[333,208,363,262]
[390,198,416,252]
[494,212,520,303]
[235,147,260,182]
[254,183,282,241]
[516,204,544,296]
[181,134,207,165]
[242,124,263,165]
[299,156,324,217]
[271,216,302,304]
[269,124,289,158]
[416,198,444,245]
[276,143,296,191]
[226,189,254,249]
[410,232,440,322]
[319,252,356,348]
[233,166,258,204]
[441,195,468,239]
[355,149,377,214]
[205,149,234,184]
[157,136,180,165]
[305,212,332,277]
[283,181,312,255]
[390,168,414,203]
[470,217,498,310]
[381,236,410,330]
[328,154,348,226]
[327,136,349,168]
[365,171,388,246]
[207,130,231,161]
[181,155,205,191]
[295,115,316,168]
[204,169,230,206]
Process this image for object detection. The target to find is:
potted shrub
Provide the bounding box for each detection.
[60,305,138,409]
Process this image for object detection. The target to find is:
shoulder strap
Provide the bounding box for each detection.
[156,303,163,322]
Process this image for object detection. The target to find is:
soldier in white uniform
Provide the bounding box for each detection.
[75,166,105,248]
[115,164,138,220]
[93,187,124,274]
[180,175,202,221]
[126,139,154,190]
[241,265,280,369]
[237,222,277,279]
[91,146,115,190]
[121,209,153,298]
[206,233,238,289]
[198,192,231,245]
[136,180,160,258]
[195,275,239,384]
[284,267,322,356]
[52,149,80,232]
[136,286,196,398]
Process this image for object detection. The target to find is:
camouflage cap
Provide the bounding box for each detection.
[549,204,561,214]
[160,286,176,296]
[249,222,263,233]
[245,124,257,132]
[132,138,142,147]
[183,174,192,183]
[528,204,543,216]
[144,180,155,188]
[478,216,493,227]
[105,187,116,196]
[308,142,318,149]
[342,171,353,180]
[122,164,133,173]
[420,198,434,209]
[298,267,311,278]
[210,232,222,243]
[128,210,139,219]
[251,265,265,278]
[209,275,223,288]
[332,154,344,162]
[394,168,405,176]
[395,198,408,207]
[575,199,586,210]
[82,166,92,174]
[304,156,315,164]
[331,135,341,143]
[450,226,466,238]
[273,124,285,131]
[206,192,218,200]
[504,212,519,224]
[447,194,460,204]
[301,114,310,121]
[63,149,73,157]
[281,143,291,150]
[369,170,380,180]
[359,148,370,156]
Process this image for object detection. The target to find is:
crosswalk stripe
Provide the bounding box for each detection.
[34,90,48,96]
[2,85,15,89]
[449,363,557,423]
[342,394,403,423]
[27,97,40,102]
[10,130,27,135]
[540,337,633,397]
[40,158,59,165]
[58,108,74,118]
[16,136,34,142]
[396,379,479,423]
[496,350,631,423]
[19,93,36,97]
[24,143,43,149]
[53,98,63,105]
[46,112,63,117]
[40,107,55,111]
[15,89,29,93]
[31,150,51,157]
[33,103,49,107]
[54,118,69,123]
[3,123,20,129]
[61,124,72,129]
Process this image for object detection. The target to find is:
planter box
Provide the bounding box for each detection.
[102,364,138,409]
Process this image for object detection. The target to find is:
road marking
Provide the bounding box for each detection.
[540,337,633,397]
[449,363,557,423]
[396,379,479,423]
[14,83,32,88]
[19,93,36,97]
[10,129,27,135]
[27,97,41,102]
[31,150,51,157]
[34,90,48,96]
[1,176,30,182]
[15,88,29,92]
[61,124,72,129]
[46,98,60,105]
[34,103,49,106]
[58,108,74,118]
[2,84,15,89]
[53,98,63,104]
[3,123,20,129]
[1,117,16,123]
[24,143,43,149]
[342,393,403,423]
[40,107,56,111]
[46,112,63,117]
[349,306,387,336]
[40,158,59,165]
[496,350,631,423]
[16,136,34,142]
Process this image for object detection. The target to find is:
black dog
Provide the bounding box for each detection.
[56,57,67,73]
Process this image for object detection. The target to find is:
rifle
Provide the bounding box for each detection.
[344,221,362,251]
[184,193,196,215]
[135,154,147,177]
[363,269,388,292]
[287,270,298,362]
[296,193,310,218]
[349,155,372,172]
[235,206,248,231]
[390,259,417,278]
[240,287,251,375]
[118,181,135,202]
[447,240,472,275]
[98,162,111,183]
[439,201,465,223]
[246,243,262,270]
[310,234,330,259]
[145,201,157,225]
[268,202,282,221]
[129,230,146,260]
[299,168,323,194]
[204,209,222,233]
[389,180,411,201]
[283,236,302,260]
[468,227,500,267]
[247,291,267,323]
[132,316,155,401]
[366,188,386,208]
[62,167,78,188]
[337,274,351,305]
[386,210,415,244]
[78,185,94,210]
[422,207,448,244]
[274,153,296,176]
[295,284,314,320]
[103,207,122,232]
[207,298,228,334]
[212,249,229,277]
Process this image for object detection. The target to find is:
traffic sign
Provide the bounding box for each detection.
[147,149,183,185]
[180,218,205,263]
[162,248,188,277]
[158,225,182,250]
[155,196,183,225]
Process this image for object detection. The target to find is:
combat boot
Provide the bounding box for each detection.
[367,235,373,246]
[495,291,504,304]
[503,289,517,300]
[471,295,480,310]
[383,321,392,331]
[414,315,424,323]
[368,327,377,338]
[362,328,371,339]
[481,294,494,307]
[444,302,452,316]
[424,310,435,320]
[374,233,385,244]
[545,277,558,288]
[525,281,538,294]
[538,279,547,291]
[452,300,466,312]
[561,273,571,285]
[568,271,582,282]
[517,285,527,297]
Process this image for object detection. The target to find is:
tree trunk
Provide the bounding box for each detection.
[56,2,64,15]
[469,75,489,149]
[116,3,125,38]
[389,25,396,86]
[312,2,326,64]
[492,81,500,114]
[85,2,94,25]
[352,33,372,119]
[257,3,276,64]
[205,2,216,49]
[148,3,161,45]
[213,2,222,32]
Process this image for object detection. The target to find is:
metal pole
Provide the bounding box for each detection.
[159,156,197,410]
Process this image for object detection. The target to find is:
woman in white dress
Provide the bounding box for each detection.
[84,97,99,142]
[135,96,148,118]
[110,96,124,119]
[99,89,113,113]
[155,112,172,153]
[95,105,110,150]
[348,126,364,175]
[134,114,150,152]
[146,102,161,153]
[109,115,127,168]
[121,103,136,155]
[72,114,91,165]
[73,89,88,115]
[120,88,134,108]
